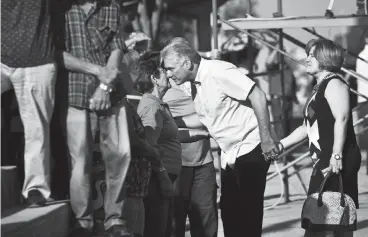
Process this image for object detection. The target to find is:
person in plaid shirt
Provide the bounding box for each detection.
[57,1,132,236]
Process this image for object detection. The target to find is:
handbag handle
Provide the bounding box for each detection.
[317,171,345,207]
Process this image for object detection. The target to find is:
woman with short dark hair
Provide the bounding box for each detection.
[135,59,182,237]
[119,50,161,237]
[305,39,345,73]
[278,39,361,237]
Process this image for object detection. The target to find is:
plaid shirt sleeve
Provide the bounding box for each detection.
[110,5,127,53]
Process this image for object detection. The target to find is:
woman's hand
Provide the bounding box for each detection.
[329,156,343,174]
[157,169,173,198]
[126,32,151,49]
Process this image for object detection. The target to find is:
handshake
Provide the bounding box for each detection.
[262,141,285,162]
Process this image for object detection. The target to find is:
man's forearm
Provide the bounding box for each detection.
[178,128,209,143]
[249,86,273,141]
[62,50,121,85]
[106,49,122,70]
[62,51,101,77]
[174,113,205,129]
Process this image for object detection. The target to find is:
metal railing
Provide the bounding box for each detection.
[216,16,368,197]
[218,17,368,101]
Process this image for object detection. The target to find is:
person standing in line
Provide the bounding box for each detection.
[160,37,280,237]
[355,36,368,174]
[163,79,218,237]
[119,49,166,237]
[1,0,60,207]
[58,1,132,236]
[135,59,182,237]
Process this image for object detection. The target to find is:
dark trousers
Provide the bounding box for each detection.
[172,162,218,237]
[144,171,177,237]
[220,145,270,237]
[1,90,13,166]
[1,91,25,185]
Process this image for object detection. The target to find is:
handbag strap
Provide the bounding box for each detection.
[317,171,345,207]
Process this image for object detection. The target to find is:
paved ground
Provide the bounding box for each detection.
[185,153,368,237]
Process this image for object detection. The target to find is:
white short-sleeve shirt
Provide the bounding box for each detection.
[185,59,261,169]
[356,45,368,103]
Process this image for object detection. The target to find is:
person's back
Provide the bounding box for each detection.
[1,0,56,68]
[356,42,368,104]
[190,59,261,160]
[355,40,368,173]
[163,81,218,237]
[137,94,182,176]
[163,82,213,166]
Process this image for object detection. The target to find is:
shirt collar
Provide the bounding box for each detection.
[142,93,167,106]
[194,58,206,85]
[76,0,109,15]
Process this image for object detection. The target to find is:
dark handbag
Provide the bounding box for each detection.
[301,171,357,232]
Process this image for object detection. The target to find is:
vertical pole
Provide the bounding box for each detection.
[277,0,283,14]
[277,0,290,203]
[212,0,218,59]
[247,0,254,75]
[212,0,222,198]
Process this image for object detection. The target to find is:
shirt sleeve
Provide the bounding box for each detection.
[138,104,164,132]
[163,88,196,118]
[110,7,127,53]
[214,63,256,101]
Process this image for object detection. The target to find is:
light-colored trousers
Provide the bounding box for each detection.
[1,62,57,199]
[65,101,131,231]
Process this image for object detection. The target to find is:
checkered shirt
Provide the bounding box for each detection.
[65,1,127,109]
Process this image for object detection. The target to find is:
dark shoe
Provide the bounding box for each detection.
[105,225,132,237]
[26,190,47,208]
[68,227,92,237]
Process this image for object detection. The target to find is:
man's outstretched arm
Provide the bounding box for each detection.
[248,85,279,156]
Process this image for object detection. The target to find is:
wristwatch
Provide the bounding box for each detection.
[332,153,342,160]
[99,83,113,93]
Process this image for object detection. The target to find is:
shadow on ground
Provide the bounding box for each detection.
[262,218,301,234]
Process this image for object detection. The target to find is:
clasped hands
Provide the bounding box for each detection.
[261,138,284,162]
[89,66,120,111]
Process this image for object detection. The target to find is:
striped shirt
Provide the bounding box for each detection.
[65,0,127,109]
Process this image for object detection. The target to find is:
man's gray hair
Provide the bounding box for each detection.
[161,37,201,64]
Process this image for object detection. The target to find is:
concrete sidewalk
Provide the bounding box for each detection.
[186,156,368,237]
[262,157,368,237]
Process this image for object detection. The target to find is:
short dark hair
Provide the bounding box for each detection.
[305,39,345,72]
[134,59,162,94]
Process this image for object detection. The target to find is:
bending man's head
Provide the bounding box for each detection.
[160,37,201,85]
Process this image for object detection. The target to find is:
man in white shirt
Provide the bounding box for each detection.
[160,37,280,237]
[356,37,368,172]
